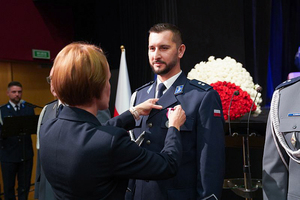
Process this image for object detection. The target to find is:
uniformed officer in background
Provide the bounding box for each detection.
[126,23,225,200]
[263,76,300,200]
[0,81,35,200]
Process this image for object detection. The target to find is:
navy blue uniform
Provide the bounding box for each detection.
[128,73,225,200]
[0,102,35,200]
[40,106,182,200]
[35,100,112,200]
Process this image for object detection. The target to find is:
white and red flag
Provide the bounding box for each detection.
[114,46,132,117]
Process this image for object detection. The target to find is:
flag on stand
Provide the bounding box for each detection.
[114,45,132,117]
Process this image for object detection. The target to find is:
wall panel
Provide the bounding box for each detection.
[0,62,12,105]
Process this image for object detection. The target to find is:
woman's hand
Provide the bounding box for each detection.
[168,105,186,131]
[133,98,162,117]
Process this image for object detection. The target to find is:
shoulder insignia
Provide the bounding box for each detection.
[135,81,154,92]
[275,76,300,90]
[189,79,212,91]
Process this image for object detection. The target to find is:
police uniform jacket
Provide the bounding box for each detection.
[263,77,300,200]
[0,101,35,162]
[128,73,225,200]
[35,100,59,200]
[40,106,183,200]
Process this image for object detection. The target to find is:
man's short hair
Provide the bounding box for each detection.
[52,42,109,106]
[149,23,183,46]
[8,81,22,88]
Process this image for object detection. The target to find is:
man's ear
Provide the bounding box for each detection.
[178,44,186,58]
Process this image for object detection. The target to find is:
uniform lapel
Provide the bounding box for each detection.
[148,73,188,120]
[136,82,156,125]
[7,102,17,115]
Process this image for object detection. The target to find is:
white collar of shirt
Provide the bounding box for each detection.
[58,99,62,106]
[156,71,182,97]
[9,100,21,111]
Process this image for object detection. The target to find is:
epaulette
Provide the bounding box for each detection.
[189,79,212,91]
[275,76,300,90]
[45,99,58,105]
[135,81,154,91]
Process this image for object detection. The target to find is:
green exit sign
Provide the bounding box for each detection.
[32,49,50,59]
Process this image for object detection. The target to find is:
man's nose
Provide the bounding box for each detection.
[153,49,161,60]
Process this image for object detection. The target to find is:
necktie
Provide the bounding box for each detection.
[56,104,64,117]
[157,83,166,98]
[15,105,20,114]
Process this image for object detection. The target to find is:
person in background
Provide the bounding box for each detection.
[0,81,35,200]
[126,23,225,200]
[35,67,112,200]
[39,42,186,200]
[263,76,300,200]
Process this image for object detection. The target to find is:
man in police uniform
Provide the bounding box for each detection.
[263,76,300,200]
[0,81,35,200]
[126,23,225,200]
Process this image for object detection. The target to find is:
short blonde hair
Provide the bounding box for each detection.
[52,42,108,106]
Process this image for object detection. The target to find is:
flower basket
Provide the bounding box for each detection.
[187,56,262,121]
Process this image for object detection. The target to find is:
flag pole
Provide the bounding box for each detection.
[120,45,125,52]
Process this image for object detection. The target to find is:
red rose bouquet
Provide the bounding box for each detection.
[188,56,262,120]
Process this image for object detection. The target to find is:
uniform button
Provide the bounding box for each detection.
[146,140,151,145]
[19,139,21,142]
[293,125,297,129]
[21,159,24,161]
[165,121,169,128]
[148,123,153,128]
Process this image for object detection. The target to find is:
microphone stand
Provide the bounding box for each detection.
[224,88,262,200]
[243,91,259,193]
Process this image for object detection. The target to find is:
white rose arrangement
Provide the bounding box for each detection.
[188,56,262,120]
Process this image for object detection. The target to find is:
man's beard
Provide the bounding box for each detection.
[12,97,21,104]
[150,59,177,76]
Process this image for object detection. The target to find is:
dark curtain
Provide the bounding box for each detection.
[70,0,299,109]
[244,0,272,106]
[267,0,300,105]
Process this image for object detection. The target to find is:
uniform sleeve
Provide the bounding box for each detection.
[110,126,182,180]
[36,105,47,149]
[197,90,225,200]
[104,110,135,130]
[262,113,288,200]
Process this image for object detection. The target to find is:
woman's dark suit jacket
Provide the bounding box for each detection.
[40,106,182,200]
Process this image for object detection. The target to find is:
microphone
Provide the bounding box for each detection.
[228,90,239,136]
[20,100,43,109]
[246,86,262,136]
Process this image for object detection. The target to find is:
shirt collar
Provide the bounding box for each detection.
[9,100,20,109]
[156,70,182,92]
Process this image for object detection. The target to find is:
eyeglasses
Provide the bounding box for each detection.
[46,76,51,84]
